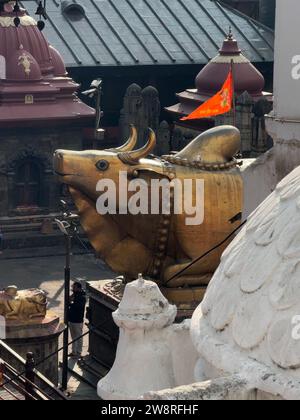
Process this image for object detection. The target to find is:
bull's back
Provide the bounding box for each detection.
[172,168,243,268]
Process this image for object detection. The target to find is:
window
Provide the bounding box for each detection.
[15,160,42,208]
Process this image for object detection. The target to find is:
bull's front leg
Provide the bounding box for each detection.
[106,237,153,279]
[70,188,153,278]
[162,261,212,288]
[70,188,123,256]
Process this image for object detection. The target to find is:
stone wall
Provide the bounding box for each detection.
[0,126,83,218]
[242,0,300,217]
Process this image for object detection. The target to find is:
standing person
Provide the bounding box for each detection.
[69,282,86,359]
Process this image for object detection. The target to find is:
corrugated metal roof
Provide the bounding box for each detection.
[21,0,274,67]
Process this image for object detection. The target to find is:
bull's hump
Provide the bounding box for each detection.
[175,126,240,164]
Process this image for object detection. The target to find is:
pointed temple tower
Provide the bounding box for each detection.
[166,31,273,157]
[0,2,95,247]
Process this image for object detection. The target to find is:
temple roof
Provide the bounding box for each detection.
[0,2,95,127]
[195,30,266,97]
[165,29,272,120]
[21,0,274,67]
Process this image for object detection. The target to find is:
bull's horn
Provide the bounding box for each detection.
[118,128,156,165]
[111,125,138,152]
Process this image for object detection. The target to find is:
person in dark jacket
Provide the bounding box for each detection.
[69,282,86,358]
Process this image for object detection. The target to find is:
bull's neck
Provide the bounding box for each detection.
[111,213,161,250]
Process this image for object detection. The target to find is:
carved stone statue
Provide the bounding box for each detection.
[0,286,47,321]
[54,125,243,306]
[119,84,160,149]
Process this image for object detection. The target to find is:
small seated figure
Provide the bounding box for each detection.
[0,286,47,322]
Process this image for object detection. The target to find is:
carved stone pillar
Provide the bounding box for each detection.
[215,91,262,157]
[156,121,170,156]
[141,86,160,147]
[120,84,161,148]
[236,91,253,156]
[252,98,273,156]
[171,127,183,152]
[119,83,143,145]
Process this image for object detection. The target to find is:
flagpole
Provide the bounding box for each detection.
[231,59,236,127]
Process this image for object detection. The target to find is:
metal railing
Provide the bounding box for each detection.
[0,341,67,400]
[0,316,110,399]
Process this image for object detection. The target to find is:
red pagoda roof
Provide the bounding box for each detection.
[0,2,95,128]
[166,30,272,122]
[195,30,265,98]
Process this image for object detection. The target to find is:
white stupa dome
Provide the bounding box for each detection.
[191,166,300,400]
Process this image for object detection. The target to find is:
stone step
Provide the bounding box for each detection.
[0,213,60,226]
[0,384,25,400]
[0,221,87,250]
[2,233,65,250]
[0,243,92,260]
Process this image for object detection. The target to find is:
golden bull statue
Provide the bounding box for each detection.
[54,126,243,307]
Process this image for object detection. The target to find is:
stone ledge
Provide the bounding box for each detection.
[142,377,255,401]
[5,311,65,340]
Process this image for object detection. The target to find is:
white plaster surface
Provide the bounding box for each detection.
[190,166,300,400]
[143,376,255,401]
[270,0,300,120]
[242,0,300,217]
[97,276,197,400]
[169,320,198,387]
[241,153,277,220]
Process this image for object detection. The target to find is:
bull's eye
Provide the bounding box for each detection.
[96,160,109,171]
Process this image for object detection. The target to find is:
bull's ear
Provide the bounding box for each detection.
[109,125,137,153]
[118,128,156,165]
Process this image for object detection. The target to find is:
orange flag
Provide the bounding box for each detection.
[181,69,234,121]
